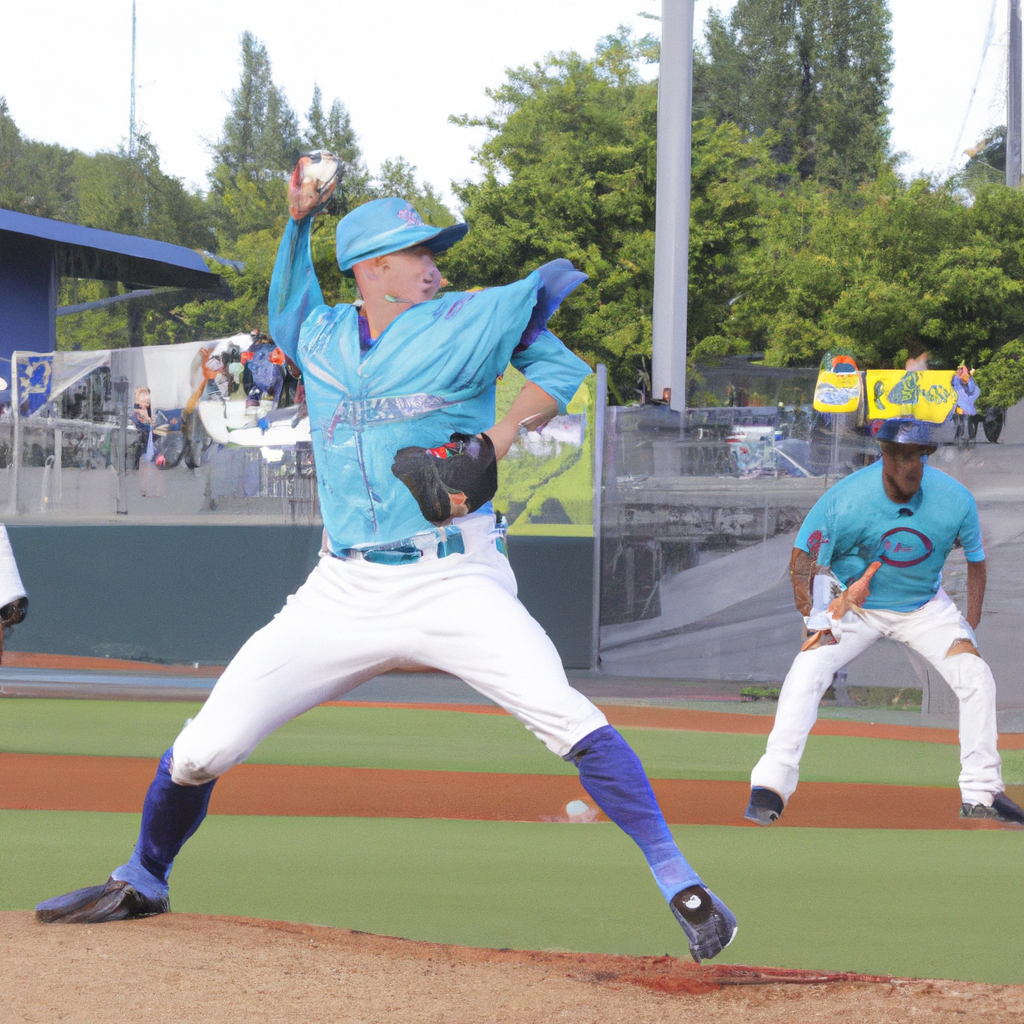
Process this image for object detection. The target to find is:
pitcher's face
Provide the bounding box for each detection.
[378,245,441,304]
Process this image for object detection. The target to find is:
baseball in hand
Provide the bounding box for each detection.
[288,151,344,220]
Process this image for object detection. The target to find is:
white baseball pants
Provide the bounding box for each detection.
[751,589,1005,806]
[0,526,27,607]
[171,516,608,783]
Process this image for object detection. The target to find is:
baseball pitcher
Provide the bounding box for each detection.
[37,154,737,962]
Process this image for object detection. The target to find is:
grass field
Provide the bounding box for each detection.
[2,810,1021,984]
[3,698,1021,786]
[2,697,1023,985]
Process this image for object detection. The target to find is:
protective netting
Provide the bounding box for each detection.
[596,361,1024,719]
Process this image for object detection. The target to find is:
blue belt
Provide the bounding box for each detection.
[333,517,507,566]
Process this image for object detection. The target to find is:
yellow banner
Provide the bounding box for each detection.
[865,370,957,423]
[812,370,862,413]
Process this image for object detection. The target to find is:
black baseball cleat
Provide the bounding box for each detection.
[669,885,738,964]
[35,878,169,924]
[745,786,784,826]
[959,793,1024,826]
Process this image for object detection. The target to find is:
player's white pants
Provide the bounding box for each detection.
[0,526,27,607]
[751,589,1004,806]
[172,516,608,784]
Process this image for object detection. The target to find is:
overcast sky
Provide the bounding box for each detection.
[0,1,1012,210]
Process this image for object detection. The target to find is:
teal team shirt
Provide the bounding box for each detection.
[795,460,985,612]
[267,215,591,553]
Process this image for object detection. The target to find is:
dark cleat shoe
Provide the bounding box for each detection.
[670,885,738,964]
[960,793,1024,826]
[745,786,784,826]
[36,877,169,924]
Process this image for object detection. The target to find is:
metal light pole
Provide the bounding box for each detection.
[1010,0,1022,187]
[129,0,137,158]
[651,0,696,412]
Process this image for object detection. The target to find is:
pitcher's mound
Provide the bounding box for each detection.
[3,911,1021,1023]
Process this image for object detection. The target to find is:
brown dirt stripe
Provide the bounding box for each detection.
[2,652,223,676]
[1,752,1012,830]
[4,651,1021,748]
[328,700,1024,749]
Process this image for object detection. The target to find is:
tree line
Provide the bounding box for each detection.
[3,6,1024,408]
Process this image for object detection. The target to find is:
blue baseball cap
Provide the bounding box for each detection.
[336,198,469,277]
[871,419,934,445]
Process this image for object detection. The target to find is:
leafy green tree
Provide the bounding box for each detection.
[957,125,1006,192]
[206,32,301,243]
[368,157,454,226]
[303,84,371,213]
[693,0,894,188]
[58,136,215,347]
[304,85,360,164]
[210,31,301,183]
[0,97,77,220]
[701,172,1024,387]
[445,31,775,400]
[973,338,1024,410]
[73,134,212,248]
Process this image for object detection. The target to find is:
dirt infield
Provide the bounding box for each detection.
[3,751,1020,830]
[2,911,1021,1024]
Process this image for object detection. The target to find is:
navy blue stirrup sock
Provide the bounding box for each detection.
[114,748,216,895]
[566,726,701,901]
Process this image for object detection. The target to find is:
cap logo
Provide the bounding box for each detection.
[398,205,425,228]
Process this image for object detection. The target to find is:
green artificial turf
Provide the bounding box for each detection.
[1,697,1002,787]
[3,809,1021,984]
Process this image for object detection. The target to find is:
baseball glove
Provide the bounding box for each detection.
[392,433,498,526]
[288,151,345,220]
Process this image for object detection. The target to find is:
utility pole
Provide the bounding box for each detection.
[651,0,695,412]
[1010,0,1022,186]
[129,0,137,158]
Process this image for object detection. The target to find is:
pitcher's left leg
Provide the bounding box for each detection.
[418,549,736,962]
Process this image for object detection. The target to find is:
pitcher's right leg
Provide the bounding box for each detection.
[37,556,390,923]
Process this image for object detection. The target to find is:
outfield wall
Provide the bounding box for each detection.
[4,527,594,670]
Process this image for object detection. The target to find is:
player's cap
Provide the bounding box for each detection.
[871,418,934,445]
[336,198,469,277]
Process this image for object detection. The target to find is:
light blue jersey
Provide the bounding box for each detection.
[268,215,591,552]
[795,461,985,612]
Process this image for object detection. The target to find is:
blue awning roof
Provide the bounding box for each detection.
[0,209,223,290]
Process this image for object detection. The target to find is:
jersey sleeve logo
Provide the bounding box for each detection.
[878,527,934,568]
[805,530,827,556]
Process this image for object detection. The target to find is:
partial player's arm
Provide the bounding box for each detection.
[966,559,986,628]
[267,153,344,362]
[956,497,986,630]
[509,261,592,417]
[792,544,881,651]
[393,260,588,526]
[789,547,816,616]
[827,561,880,619]
[483,382,558,461]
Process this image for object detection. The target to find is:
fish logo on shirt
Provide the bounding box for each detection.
[877,527,934,568]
